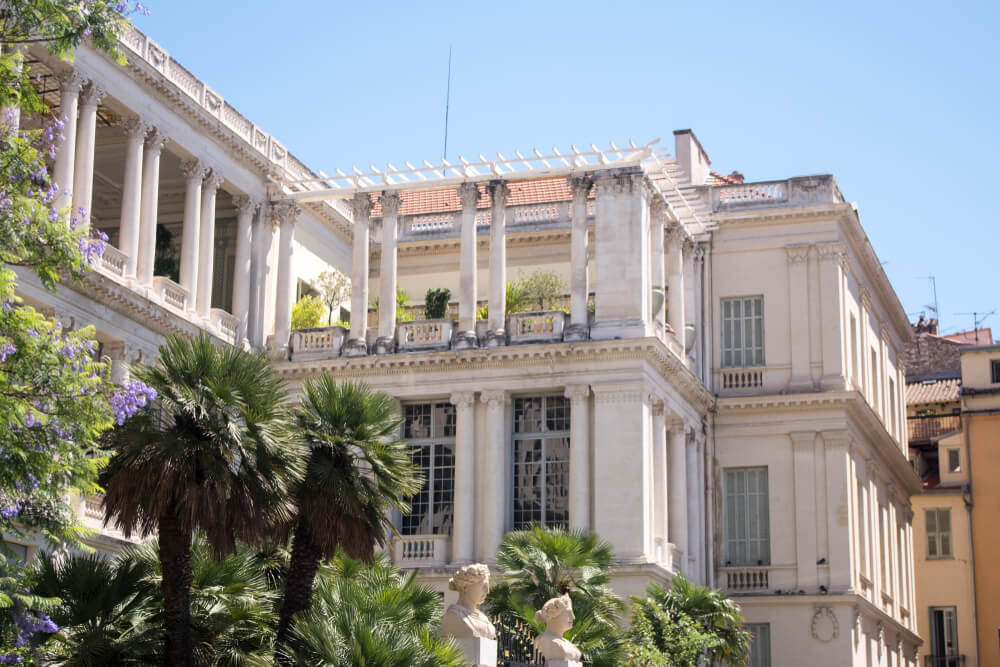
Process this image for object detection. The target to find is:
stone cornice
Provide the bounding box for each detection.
[273,337,715,411]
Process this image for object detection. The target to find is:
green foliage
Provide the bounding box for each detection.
[423,287,450,320]
[279,552,464,667]
[485,525,625,666]
[314,269,350,326]
[624,593,716,666]
[370,288,414,323]
[518,269,567,310]
[291,294,325,330]
[478,280,530,319]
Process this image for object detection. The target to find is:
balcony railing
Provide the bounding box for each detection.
[925,656,965,667]
[720,367,765,393]
[99,245,127,280]
[152,276,189,312]
[508,311,566,344]
[396,319,453,352]
[712,175,844,212]
[392,534,450,568]
[211,308,240,344]
[908,414,961,442]
[719,566,770,593]
[291,326,347,360]
[393,199,594,240]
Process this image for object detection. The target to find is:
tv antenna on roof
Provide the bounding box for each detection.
[442,45,452,161]
[922,275,939,323]
[954,310,995,344]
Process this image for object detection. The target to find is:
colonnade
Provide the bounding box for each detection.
[51,67,299,349]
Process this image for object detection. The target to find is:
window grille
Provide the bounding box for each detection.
[723,467,770,565]
[721,296,764,368]
[512,395,570,530]
[926,508,953,559]
[400,402,456,536]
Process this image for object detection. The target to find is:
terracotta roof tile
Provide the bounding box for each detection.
[369,177,592,217]
[906,377,961,404]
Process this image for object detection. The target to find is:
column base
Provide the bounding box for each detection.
[268,344,290,362]
[373,336,395,355]
[563,323,590,341]
[454,330,478,349]
[484,329,506,348]
[342,337,369,357]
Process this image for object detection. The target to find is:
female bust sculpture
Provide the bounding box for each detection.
[441,563,496,640]
[533,594,582,662]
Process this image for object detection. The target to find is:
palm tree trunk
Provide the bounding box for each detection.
[275,515,324,661]
[158,510,194,667]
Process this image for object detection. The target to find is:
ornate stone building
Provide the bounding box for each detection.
[9,26,921,667]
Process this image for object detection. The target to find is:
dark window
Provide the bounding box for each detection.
[991,359,1000,384]
[400,403,455,536]
[512,396,570,530]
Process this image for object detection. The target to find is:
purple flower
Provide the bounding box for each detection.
[1,503,20,519]
[109,380,158,425]
[0,653,23,664]
[24,411,35,428]
[0,341,15,362]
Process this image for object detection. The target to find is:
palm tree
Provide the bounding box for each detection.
[486,525,625,666]
[100,334,304,667]
[274,376,422,656]
[278,551,464,666]
[647,574,751,666]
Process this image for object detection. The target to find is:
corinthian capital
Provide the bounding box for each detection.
[55,69,86,94]
[349,192,373,221]
[450,391,476,408]
[567,175,593,199]
[233,194,258,217]
[79,81,106,108]
[180,158,207,181]
[457,182,480,209]
[487,180,510,207]
[378,191,402,217]
[564,385,590,402]
[480,389,508,408]
[121,116,152,142]
[271,200,301,226]
[144,128,169,154]
[203,169,225,191]
[785,243,810,264]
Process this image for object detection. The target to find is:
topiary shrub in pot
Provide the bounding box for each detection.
[425,287,451,320]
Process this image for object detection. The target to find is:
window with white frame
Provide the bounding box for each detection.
[947,448,961,473]
[400,403,455,536]
[723,467,770,566]
[721,296,764,368]
[746,623,771,667]
[512,395,570,530]
[926,508,953,559]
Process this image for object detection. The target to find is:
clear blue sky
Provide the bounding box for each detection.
[134,0,998,337]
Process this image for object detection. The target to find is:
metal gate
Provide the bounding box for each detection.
[493,612,545,666]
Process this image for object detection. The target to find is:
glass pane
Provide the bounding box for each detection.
[432,403,456,438]
[927,533,937,558]
[404,404,431,439]
[939,509,951,532]
[432,443,455,535]
[544,437,570,529]
[546,396,570,432]
[513,438,544,529]
[403,445,432,535]
[514,397,544,434]
[926,509,937,533]
[940,533,951,556]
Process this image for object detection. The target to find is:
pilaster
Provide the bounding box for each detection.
[786,244,813,392]
[450,391,477,564]
[478,390,509,561]
[231,195,257,345]
[667,415,688,568]
[791,431,819,589]
[564,384,591,531]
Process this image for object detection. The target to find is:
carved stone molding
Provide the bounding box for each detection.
[817,242,845,262]
[450,391,476,408]
[594,169,644,197]
[457,182,480,209]
[180,158,207,181]
[860,288,873,311]
[480,389,508,408]
[649,196,666,219]
[810,606,839,642]
[271,200,301,226]
[487,180,510,205]
[567,175,593,199]
[379,191,402,217]
[876,623,884,658]
[144,128,169,154]
[79,81,106,108]
[785,243,811,264]
[563,384,590,402]
[203,169,225,191]
[121,116,152,141]
[852,606,861,646]
[233,194,258,217]
[55,69,86,94]
[348,192,373,220]
[665,416,685,435]
[591,385,646,405]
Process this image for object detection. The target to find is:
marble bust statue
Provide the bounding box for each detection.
[441,563,497,640]
[534,594,582,662]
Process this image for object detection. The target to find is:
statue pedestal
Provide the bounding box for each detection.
[453,637,497,667]
[546,661,582,667]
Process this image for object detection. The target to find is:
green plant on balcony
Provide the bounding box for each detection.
[370,288,414,323]
[519,269,567,311]
[424,287,451,319]
[291,294,324,330]
[315,268,351,326]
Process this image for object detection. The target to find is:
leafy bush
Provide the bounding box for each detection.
[424,288,451,319]
[519,269,567,310]
[291,294,325,330]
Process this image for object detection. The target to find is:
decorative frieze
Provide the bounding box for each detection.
[785,243,811,264]
[810,606,839,642]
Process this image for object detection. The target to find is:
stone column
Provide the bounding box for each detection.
[107,341,130,385]
[196,170,224,319]
[685,430,699,578]
[136,129,168,287]
[344,193,372,356]
[564,385,591,531]
[666,225,686,337]
[375,191,401,354]
[118,117,149,281]
[53,71,84,212]
[649,199,666,327]
[231,195,256,345]
[455,183,480,349]
[651,400,668,563]
[696,434,707,582]
[787,244,812,391]
[178,159,206,301]
[450,391,476,564]
[71,81,105,228]
[479,390,507,562]
[248,205,273,349]
[485,181,509,347]
[271,201,300,359]
[566,175,592,341]
[667,418,688,567]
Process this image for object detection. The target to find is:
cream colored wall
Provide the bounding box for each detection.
[911,491,976,665]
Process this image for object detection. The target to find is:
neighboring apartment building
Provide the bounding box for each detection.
[961,346,1000,667]
[6,25,924,667]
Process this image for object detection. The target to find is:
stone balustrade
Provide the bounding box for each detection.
[290,326,347,360]
[508,311,566,344]
[98,245,127,281]
[211,308,240,344]
[396,319,453,352]
[395,200,591,241]
[392,534,450,568]
[152,276,189,312]
[712,175,844,212]
[719,367,765,393]
[720,566,770,593]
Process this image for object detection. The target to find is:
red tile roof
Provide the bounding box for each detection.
[369,177,592,217]
[942,328,993,345]
[906,378,961,404]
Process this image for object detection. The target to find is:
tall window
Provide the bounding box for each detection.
[926,508,953,559]
[888,377,897,438]
[721,296,764,368]
[723,467,770,566]
[746,623,771,667]
[871,349,880,408]
[991,359,1000,384]
[947,448,961,473]
[850,315,859,387]
[929,607,959,661]
[400,403,455,536]
[512,396,570,530]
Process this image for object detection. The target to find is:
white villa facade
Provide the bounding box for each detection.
[9,25,922,667]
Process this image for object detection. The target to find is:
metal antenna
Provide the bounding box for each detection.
[921,275,939,325]
[954,310,995,344]
[442,45,452,160]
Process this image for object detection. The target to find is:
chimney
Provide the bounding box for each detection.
[673,129,711,185]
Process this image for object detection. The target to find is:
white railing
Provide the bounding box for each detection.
[398,201,584,239]
[407,212,456,234]
[290,326,347,360]
[720,566,770,592]
[83,495,103,521]
[396,320,453,351]
[99,245,127,280]
[721,368,764,391]
[714,181,787,207]
[392,534,451,568]
[211,308,240,343]
[508,311,566,344]
[151,277,189,311]
[511,202,565,224]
